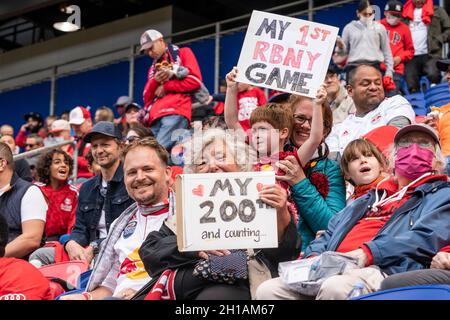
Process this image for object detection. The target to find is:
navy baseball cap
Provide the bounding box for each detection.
[124,102,142,113]
[84,121,122,143]
[436,59,450,72]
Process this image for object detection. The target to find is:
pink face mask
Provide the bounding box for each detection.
[395,144,434,180]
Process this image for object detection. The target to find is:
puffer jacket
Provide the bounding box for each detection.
[305,178,450,275]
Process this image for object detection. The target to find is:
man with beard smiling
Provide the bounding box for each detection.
[61,137,172,300]
[326,64,416,158]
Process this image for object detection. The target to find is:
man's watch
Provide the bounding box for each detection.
[89,241,100,255]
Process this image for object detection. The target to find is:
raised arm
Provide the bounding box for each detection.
[224,67,244,131]
[296,85,325,166]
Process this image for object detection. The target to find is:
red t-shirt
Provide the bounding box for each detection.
[237,87,267,131]
[0,258,52,300]
[35,182,78,238]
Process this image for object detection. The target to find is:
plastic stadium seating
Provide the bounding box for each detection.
[420,76,431,93]
[426,92,450,109]
[353,285,450,300]
[39,260,89,289]
[425,82,449,100]
[54,269,92,300]
[405,93,428,116]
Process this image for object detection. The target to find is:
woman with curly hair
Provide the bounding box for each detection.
[35,149,78,240]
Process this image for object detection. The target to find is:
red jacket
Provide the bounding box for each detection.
[379,19,415,75]
[36,182,78,238]
[0,258,52,300]
[67,138,94,179]
[15,128,46,149]
[143,47,202,125]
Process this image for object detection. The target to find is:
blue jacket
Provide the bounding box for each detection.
[68,164,134,247]
[291,158,346,251]
[305,179,450,275]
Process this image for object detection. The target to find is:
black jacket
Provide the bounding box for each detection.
[68,163,134,247]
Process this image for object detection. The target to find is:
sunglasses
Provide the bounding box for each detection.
[124,136,139,143]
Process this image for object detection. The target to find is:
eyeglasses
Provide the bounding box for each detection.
[397,140,434,149]
[25,143,37,148]
[293,114,312,126]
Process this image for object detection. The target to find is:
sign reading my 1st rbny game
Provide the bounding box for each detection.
[236,10,339,98]
[175,171,278,251]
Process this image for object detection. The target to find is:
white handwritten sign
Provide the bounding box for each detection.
[236,10,339,98]
[175,171,278,251]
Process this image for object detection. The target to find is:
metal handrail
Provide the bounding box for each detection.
[0,0,355,88]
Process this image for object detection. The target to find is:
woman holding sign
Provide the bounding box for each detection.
[277,94,346,253]
[137,129,301,300]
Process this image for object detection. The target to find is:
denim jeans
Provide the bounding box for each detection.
[151,115,189,153]
[446,156,450,177]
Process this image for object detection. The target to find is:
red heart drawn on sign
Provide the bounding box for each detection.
[192,184,204,197]
[256,183,264,192]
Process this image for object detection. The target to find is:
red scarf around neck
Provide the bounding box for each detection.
[352,175,397,200]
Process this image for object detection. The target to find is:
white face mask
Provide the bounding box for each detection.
[360,15,375,27]
[386,15,400,26]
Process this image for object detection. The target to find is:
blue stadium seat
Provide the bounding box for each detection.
[425,82,449,100]
[426,92,450,108]
[405,93,428,115]
[353,285,450,300]
[405,92,425,101]
[400,77,410,96]
[420,76,431,93]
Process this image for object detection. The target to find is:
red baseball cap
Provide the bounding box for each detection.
[69,106,91,125]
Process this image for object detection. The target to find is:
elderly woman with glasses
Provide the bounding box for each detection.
[256,123,450,300]
[275,94,346,253]
[137,129,301,300]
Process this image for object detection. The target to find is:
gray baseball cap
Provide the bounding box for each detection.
[394,123,441,148]
[84,121,122,143]
[114,96,132,107]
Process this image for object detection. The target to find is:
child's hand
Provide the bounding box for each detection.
[225,67,239,90]
[314,85,327,106]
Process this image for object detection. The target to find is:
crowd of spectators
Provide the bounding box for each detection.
[1,0,450,301]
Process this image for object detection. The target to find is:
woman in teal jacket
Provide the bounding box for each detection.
[277,95,346,252]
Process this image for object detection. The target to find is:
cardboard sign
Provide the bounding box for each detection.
[236,10,339,98]
[175,171,278,251]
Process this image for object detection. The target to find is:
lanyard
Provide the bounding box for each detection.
[370,172,432,213]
